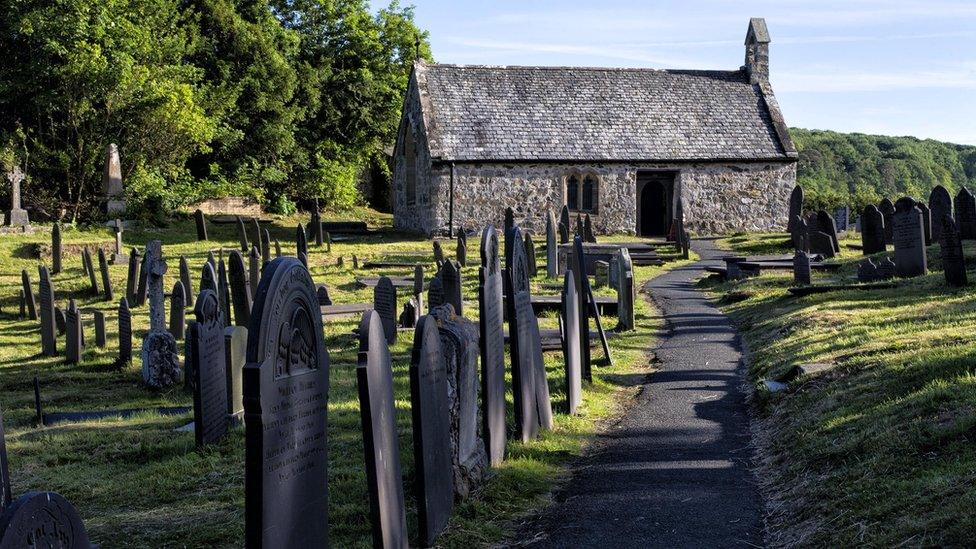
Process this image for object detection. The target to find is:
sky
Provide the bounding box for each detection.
[400,0,976,145]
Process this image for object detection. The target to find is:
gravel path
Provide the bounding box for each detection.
[516,238,763,548]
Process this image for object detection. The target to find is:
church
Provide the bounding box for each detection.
[392,18,797,237]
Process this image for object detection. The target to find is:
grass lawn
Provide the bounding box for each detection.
[710,232,976,547]
[0,210,686,548]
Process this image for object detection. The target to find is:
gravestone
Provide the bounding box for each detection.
[955,187,976,240]
[83,247,99,295]
[103,143,126,214]
[229,250,252,327]
[791,215,809,253]
[189,289,229,447]
[504,207,515,253]
[373,276,397,344]
[409,315,454,546]
[98,248,113,301]
[816,210,840,253]
[274,239,281,258]
[940,215,967,287]
[118,297,132,366]
[413,264,425,316]
[217,258,232,326]
[169,280,186,340]
[575,214,584,240]
[224,325,247,420]
[0,409,8,509]
[296,223,308,264]
[877,256,897,279]
[136,251,149,307]
[561,270,582,415]
[179,256,194,307]
[857,258,878,282]
[55,307,66,336]
[0,491,91,548]
[194,209,208,240]
[833,206,850,233]
[570,237,592,381]
[93,310,106,347]
[110,219,127,264]
[433,241,444,263]
[546,210,558,279]
[456,234,467,267]
[929,185,952,242]
[879,198,896,244]
[356,310,408,549]
[524,232,538,277]
[809,231,835,258]
[559,206,571,244]
[4,166,29,227]
[399,300,417,329]
[478,225,506,465]
[21,270,37,320]
[200,261,217,295]
[244,257,330,548]
[325,231,332,253]
[316,285,332,306]
[441,260,463,316]
[861,205,886,254]
[617,249,635,331]
[351,254,358,269]
[918,202,932,246]
[51,223,62,274]
[787,185,803,232]
[311,201,324,246]
[38,266,57,356]
[261,229,271,267]
[65,300,82,364]
[236,216,249,252]
[249,245,260,299]
[428,275,444,309]
[251,218,263,258]
[793,250,811,285]
[430,304,488,500]
[584,213,595,243]
[140,241,181,388]
[892,205,928,277]
[126,248,141,304]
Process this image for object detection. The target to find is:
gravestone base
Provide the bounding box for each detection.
[141,331,181,388]
[110,251,129,265]
[4,208,29,227]
[106,199,127,216]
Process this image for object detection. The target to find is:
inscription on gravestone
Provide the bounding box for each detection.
[505,226,543,442]
[0,491,91,548]
[190,289,229,446]
[892,205,927,277]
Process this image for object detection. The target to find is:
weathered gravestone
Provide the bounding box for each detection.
[217,258,232,327]
[4,166,29,227]
[478,225,506,465]
[97,248,113,301]
[432,241,444,264]
[118,297,132,366]
[243,257,330,548]
[861,205,886,254]
[110,219,127,264]
[617,248,635,331]
[955,187,976,240]
[229,250,252,327]
[224,325,247,421]
[93,310,106,347]
[815,210,840,253]
[430,304,488,501]
[569,237,592,381]
[456,233,467,267]
[169,280,186,340]
[793,250,811,285]
[833,206,850,233]
[524,232,538,277]
[584,214,595,243]
[261,229,271,267]
[83,247,98,296]
[892,204,927,277]
[140,241,181,388]
[409,315,454,546]
[236,216,249,252]
[65,300,82,364]
[428,275,444,310]
[918,202,932,245]
[21,270,36,321]
[249,245,260,299]
[790,215,808,253]
[103,143,126,215]
[179,255,195,307]
[808,231,835,258]
[929,185,953,243]
[189,289,229,447]
[441,261,463,316]
[879,198,896,244]
[194,209,208,241]
[940,215,967,287]
[546,210,558,279]
[38,266,56,357]
[374,276,398,344]
[324,231,331,253]
[356,310,408,549]
[0,490,92,548]
[787,185,803,232]
[562,270,582,415]
[126,248,141,304]
[51,223,62,274]
[296,224,308,267]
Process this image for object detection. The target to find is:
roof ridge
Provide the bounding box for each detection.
[422,63,744,75]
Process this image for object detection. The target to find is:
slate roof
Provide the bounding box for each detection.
[414,63,795,163]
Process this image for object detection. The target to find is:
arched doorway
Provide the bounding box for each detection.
[637,172,675,236]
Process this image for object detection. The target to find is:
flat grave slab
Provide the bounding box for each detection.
[787,282,897,297]
[356,276,423,290]
[530,294,617,316]
[42,406,191,426]
[321,303,371,319]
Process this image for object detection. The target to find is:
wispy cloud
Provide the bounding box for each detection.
[443,38,706,68]
[776,66,976,93]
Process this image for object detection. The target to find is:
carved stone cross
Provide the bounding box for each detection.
[144,240,168,332]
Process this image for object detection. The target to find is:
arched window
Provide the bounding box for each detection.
[582,175,598,213]
[404,125,417,206]
[566,175,580,211]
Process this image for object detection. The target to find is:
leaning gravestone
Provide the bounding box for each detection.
[892,205,927,277]
[430,304,488,500]
[51,223,62,274]
[126,248,141,304]
[816,210,840,253]
[189,289,229,447]
[929,185,953,242]
[478,225,506,466]
[169,280,186,340]
[140,241,181,388]
[790,215,808,252]
[617,248,635,331]
[38,266,56,357]
[224,325,247,421]
[956,187,976,240]
[409,315,454,546]
[4,166,29,227]
[194,209,208,240]
[83,247,99,296]
[787,185,803,232]
[356,310,408,549]
[808,231,835,258]
[118,297,132,366]
[861,205,886,254]
[441,261,463,317]
[21,270,37,321]
[229,250,252,327]
[940,215,967,287]
[879,198,896,244]
[562,270,582,415]
[65,300,82,364]
[546,210,558,279]
[243,257,330,548]
[374,276,398,344]
[570,237,592,381]
[793,250,811,285]
[98,248,113,301]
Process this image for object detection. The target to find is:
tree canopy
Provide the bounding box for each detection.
[0,0,429,221]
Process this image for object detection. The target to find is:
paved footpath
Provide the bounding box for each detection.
[518,238,763,548]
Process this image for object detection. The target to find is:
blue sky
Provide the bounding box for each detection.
[402,0,976,145]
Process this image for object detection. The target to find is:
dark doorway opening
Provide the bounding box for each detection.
[637,171,676,236]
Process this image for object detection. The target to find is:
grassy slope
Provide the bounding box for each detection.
[0,212,685,548]
[711,232,976,547]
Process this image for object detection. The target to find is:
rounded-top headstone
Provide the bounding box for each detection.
[0,491,90,548]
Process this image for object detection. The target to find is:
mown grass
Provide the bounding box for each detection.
[0,211,684,548]
[710,231,976,547]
